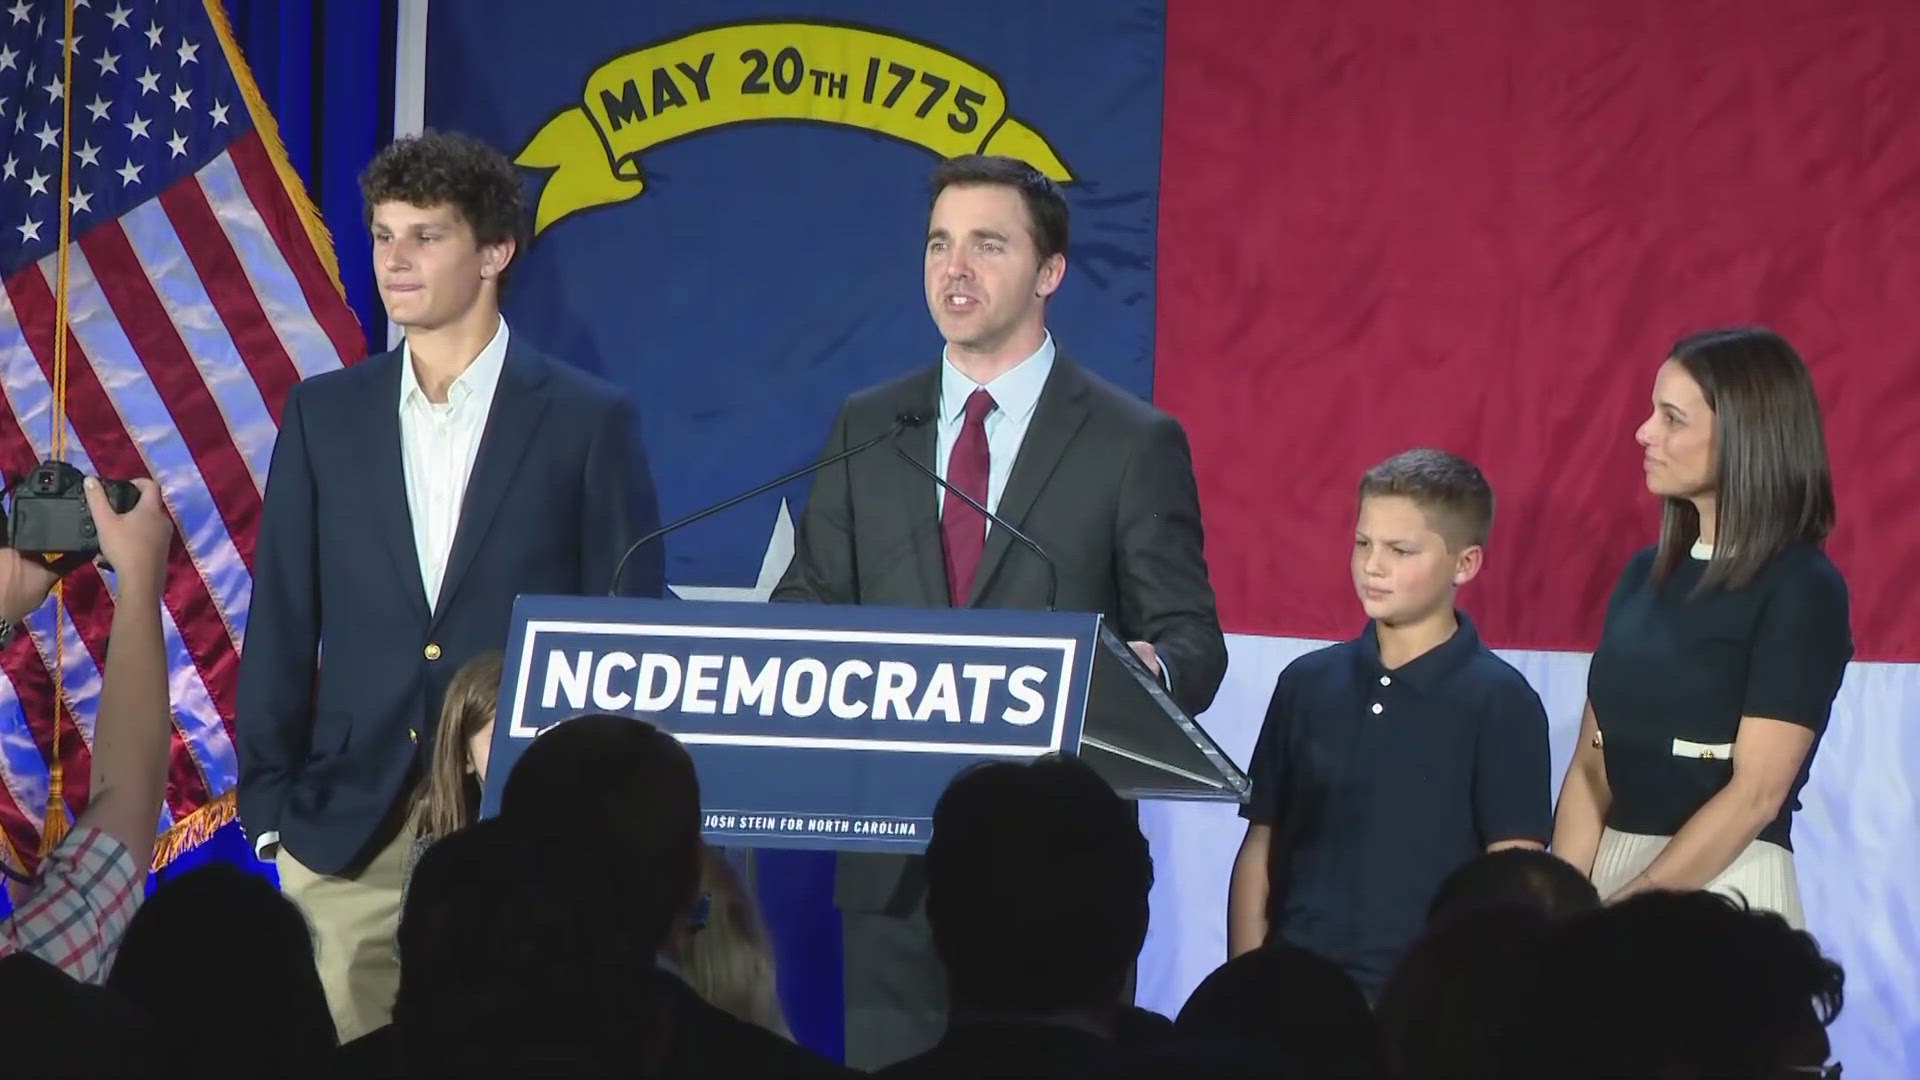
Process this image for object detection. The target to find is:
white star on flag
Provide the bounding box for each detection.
[24,167,47,195]
[15,216,40,243]
[125,112,149,139]
[167,130,188,158]
[76,139,100,167]
[668,502,797,603]
[41,74,61,102]
[6,1,29,27]
[85,94,109,121]
[171,84,190,111]
[93,48,117,76]
[176,39,199,66]
[70,187,91,214]
[105,3,131,30]
[33,120,58,149]
[209,101,229,126]
[0,43,16,71]
[115,158,141,186]
[144,21,161,48]
[136,67,159,94]
[0,153,14,179]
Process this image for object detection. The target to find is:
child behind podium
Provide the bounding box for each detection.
[1226,448,1553,998]
[401,650,505,909]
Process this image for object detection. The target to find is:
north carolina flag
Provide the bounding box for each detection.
[417,1,1919,1071]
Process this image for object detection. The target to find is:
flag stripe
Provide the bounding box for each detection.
[76,221,264,569]
[0,291,216,820]
[56,242,255,651]
[226,132,365,368]
[195,151,355,382]
[3,265,245,742]
[0,677,50,858]
[155,174,301,428]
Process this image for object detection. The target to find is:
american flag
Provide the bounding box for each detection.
[0,0,363,873]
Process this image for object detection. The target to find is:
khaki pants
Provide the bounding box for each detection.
[276,821,414,1044]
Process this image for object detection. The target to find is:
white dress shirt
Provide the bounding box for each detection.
[398,318,509,610]
[935,332,1056,522]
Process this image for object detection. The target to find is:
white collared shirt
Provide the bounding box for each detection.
[398,317,509,610]
[936,332,1056,522]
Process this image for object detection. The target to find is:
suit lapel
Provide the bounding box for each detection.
[893,367,948,606]
[366,351,432,622]
[966,356,1090,607]
[432,341,551,627]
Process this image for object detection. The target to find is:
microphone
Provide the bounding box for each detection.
[889,420,1060,612]
[607,412,923,596]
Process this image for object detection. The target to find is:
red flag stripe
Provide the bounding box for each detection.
[226,132,367,370]
[76,224,264,571]
[157,179,303,425]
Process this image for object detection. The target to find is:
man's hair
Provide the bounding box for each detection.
[1426,848,1600,927]
[924,756,1151,1013]
[500,713,703,950]
[359,129,526,285]
[1506,890,1845,1079]
[1359,448,1495,551]
[929,154,1069,263]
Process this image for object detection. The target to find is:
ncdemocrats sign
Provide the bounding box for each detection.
[480,596,1098,851]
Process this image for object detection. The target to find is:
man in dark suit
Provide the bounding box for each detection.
[774,154,1227,1069]
[235,130,662,1043]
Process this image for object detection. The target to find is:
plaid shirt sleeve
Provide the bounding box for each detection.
[1,827,142,984]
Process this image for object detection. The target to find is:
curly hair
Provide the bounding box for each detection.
[360,129,525,285]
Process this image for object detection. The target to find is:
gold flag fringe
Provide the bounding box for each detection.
[149,790,238,872]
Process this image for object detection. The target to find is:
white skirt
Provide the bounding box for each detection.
[1590,827,1805,929]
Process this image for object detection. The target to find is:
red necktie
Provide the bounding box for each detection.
[941,388,996,606]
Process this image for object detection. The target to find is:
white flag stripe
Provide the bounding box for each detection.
[0,672,54,835]
[196,151,351,380]
[117,183,276,489]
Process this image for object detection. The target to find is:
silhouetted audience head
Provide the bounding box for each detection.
[1505,890,1843,1079]
[2,952,160,1078]
[1174,944,1386,1079]
[501,712,704,938]
[397,714,704,1076]
[924,755,1151,1020]
[1377,906,1551,1080]
[108,861,334,1067]
[1426,848,1599,927]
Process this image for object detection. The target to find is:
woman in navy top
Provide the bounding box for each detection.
[1552,327,1851,926]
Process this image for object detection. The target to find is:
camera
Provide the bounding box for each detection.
[6,461,141,574]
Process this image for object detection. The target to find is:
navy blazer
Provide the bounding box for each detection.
[235,340,662,876]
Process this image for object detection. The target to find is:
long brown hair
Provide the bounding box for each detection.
[1650,327,1836,592]
[411,650,504,842]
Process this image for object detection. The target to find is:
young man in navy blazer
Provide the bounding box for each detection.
[236,130,663,1042]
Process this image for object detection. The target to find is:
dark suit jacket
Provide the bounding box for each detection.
[773,351,1227,909]
[235,340,662,876]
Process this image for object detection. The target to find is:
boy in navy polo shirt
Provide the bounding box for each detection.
[1226,448,1551,998]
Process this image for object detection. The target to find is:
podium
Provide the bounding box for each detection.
[479,596,1248,852]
